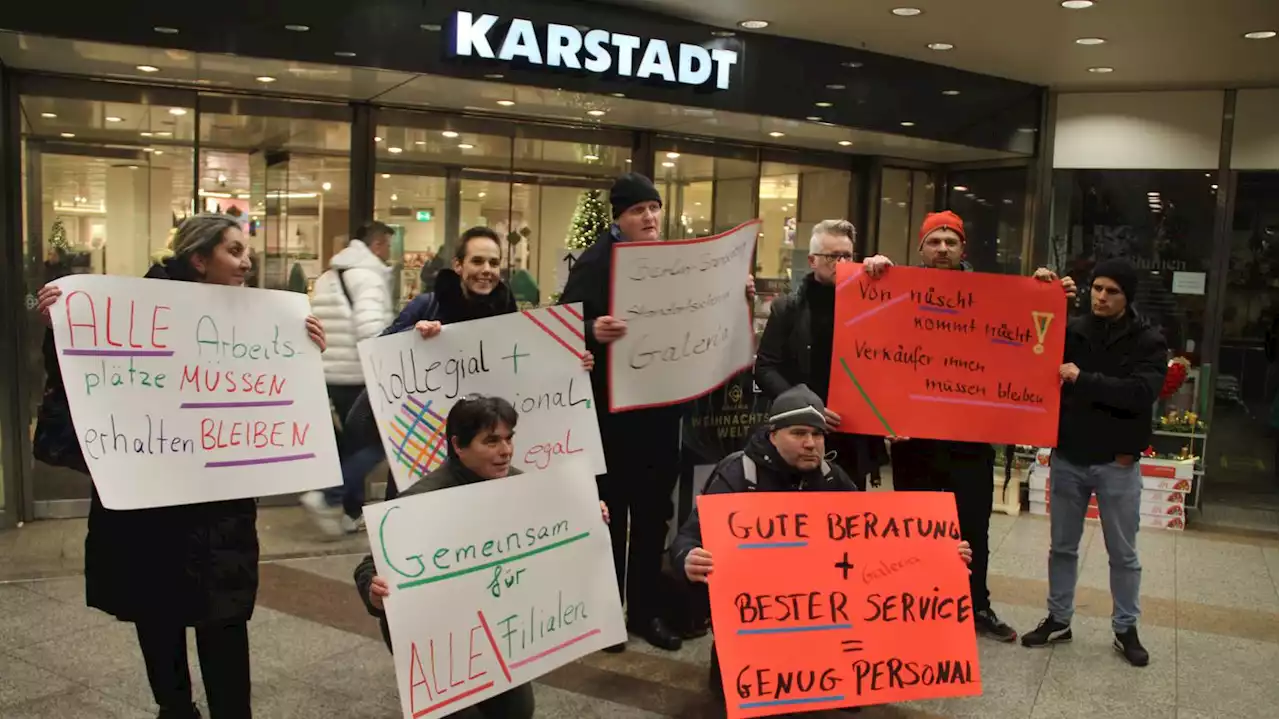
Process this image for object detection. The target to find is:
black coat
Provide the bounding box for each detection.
[1057,310,1168,465]
[38,264,260,626]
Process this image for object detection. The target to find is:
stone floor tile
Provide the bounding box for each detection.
[1177,630,1279,719]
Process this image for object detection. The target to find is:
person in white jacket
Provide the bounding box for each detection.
[303,221,395,535]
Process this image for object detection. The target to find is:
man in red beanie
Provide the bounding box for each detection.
[881,210,1076,645]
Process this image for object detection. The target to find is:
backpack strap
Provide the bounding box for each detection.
[336,269,355,307]
[740,453,757,489]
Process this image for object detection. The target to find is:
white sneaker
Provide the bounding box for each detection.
[340,514,366,534]
[300,491,344,537]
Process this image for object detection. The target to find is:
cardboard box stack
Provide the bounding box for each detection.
[1027,451,1192,531]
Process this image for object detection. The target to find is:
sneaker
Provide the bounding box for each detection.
[1020,616,1072,648]
[1113,627,1150,667]
[300,491,344,537]
[974,608,1018,643]
[340,514,366,534]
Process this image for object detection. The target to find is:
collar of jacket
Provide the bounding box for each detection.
[443,455,524,488]
[744,426,829,488]
[432,268,515,321]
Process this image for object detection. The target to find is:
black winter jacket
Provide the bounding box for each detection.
[754,273,828,401]
[354,460,524,651]
[669,428,859,573]
[1057,310,1168,465]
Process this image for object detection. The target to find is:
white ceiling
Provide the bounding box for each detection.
[601,0,1279,90]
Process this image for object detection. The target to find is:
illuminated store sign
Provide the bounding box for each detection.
[450,11,739,90]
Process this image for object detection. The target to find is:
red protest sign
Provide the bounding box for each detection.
[699,491,982,718]
[826,263,1066,446]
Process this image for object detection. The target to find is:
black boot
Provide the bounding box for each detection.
[629,617,683,651]
[157,704,201,719]
[1114,627,1150,667]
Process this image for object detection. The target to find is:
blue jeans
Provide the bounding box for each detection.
[1047,454,1143,632]
[323,445,382,519]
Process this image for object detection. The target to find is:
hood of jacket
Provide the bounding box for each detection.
[432,268,517,323]
[330,240,390,274]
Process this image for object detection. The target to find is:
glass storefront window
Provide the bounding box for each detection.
[876,167,935,266]
[654,150,758,240]
[757,161,853,283]
[945,166,1028,275]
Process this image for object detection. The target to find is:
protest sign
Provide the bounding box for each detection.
[366,459,626,719]
[556,248,584,294]
[698,491,981,718]
[608,220,758,411]
[827,263,1066,446]
[358,304,605,492]
[46,274,339,510]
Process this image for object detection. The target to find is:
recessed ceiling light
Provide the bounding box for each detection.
[952,185,969,192]
[738,20,770,29]
[927,42,954,51]
[374,136,383,142]
[1244,31,1277,40]
[815,101,833,108]
[217,173,227,183]
[662,161,676,168]
[40,112,56,119]
[826,83,846,90]
[768,131,785,137]
[156,131,171,137]
[137,65,160,73]
[153,150,163,155]
[442,131,459,138]
[1017,127,1037,133]
[496,100,515,107]
[484,73,504,79]
[60,132,75,138]
[806,116,822,121]
[838,140,853,146]
[153,26,179,34]
[168,108,187,116]
[666,152,681,159]
[255,76,277,83]
[1060,0,1094,8]
[458,143,474,149]
[140,131,153,137]
[388,147,403,154]
[900,121,915,127]
[1211,184,1219,190]
[415,141,426,145]
[1075,37,1106,45]
[105,116,123,123]
[711,30,736,38]
[420,23,443,32]
[942,90,961,96]
[584,154,600,161]
[143,148,153,153]
[841,61,864,69]
[284,24,310,32]
[479,192,487,198]
[891,8,923,16]
[587,109,607,117]
[1088,66,1114,73]
[391,194,398,201]
[334,51,357,58]
[381,173,391,179]
[321,182,332,191]
[128,165,139,170]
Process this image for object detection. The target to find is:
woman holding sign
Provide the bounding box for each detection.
[33,213,328,719]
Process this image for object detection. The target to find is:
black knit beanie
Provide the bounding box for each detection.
[609,173,662,219]
[1091,257,1138,302]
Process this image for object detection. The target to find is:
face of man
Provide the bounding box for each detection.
[616,200,662,243]
[919,228,964,270]
[367,232,392,262]
[770,426,826,472]
[1090,276,1128,319]
[807,233,855,285]
[453,422,514,480]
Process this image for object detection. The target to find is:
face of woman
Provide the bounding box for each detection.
[190,227,252,286]
[453,237,502,296]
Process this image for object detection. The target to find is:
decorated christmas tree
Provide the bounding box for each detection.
[48,218,69,253]
[566,189,610,250]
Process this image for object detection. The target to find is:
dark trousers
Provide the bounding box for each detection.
[827,432,876,491]
[136,621,251,718]
[891,442,994,612]
[325,384,370,517]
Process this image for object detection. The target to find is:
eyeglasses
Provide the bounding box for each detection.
[813,253,855,263]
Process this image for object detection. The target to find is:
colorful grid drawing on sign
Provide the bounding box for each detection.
[523,305,586,360]
[386,396,449,480]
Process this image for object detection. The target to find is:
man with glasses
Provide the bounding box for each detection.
[755,219,893,489]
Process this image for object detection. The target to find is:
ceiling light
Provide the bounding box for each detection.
[838,140,853,147]
[738,20,770,29]
[153,150,163,155]
[40,112,56,119]
[1147,191,1160,196]
[662,161,676,168]
[583,154,600,161]
[587,109,607,117]
[128,165,138,170]
[388,147,403,154]
[841,61,864,69]
[1211,184,1219,190]
[1088,66,1114,73]
[1060,0,1094,8]
[1244,31,1277,40]
[60,132,75,138]
[625,159,632,163]
[483,73,504,79]
[374,136,383,142]
[415,141,426,145]
[1017,127,1037,133]
[1075,37,1106,45]
[217,174,226,183]
[891,8,923,16]
[334,51,356,58]
[952,185,969,192]
[139,131,153,137]
[322,182,332,191]
[815,101,833,108]
[168,108,187,116]
[458,143,474,149]
[496,100,515,107]
[479,192,487,198]
[381,173,391,179]
[942,90,961,96]
[900,121,916,127]
[105,116,123,123]
[153,26,179,34]
[136,65,160,73]
[156,131,171,137]
[927,42,954,51]
[442,131,459,138]
[806,116,822,121]
[284,24,310,32]
[666,152,680,159]
[611,93,626,98]
[255,76,277,83]
[826,83,846,90]
[391,193,398,201]
[768,131,785,137]
[142,148,153,153]
[420,23,442,32]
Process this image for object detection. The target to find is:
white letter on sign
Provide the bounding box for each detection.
[583,29,612,73]
[452,11,498,58]
[637,39,677,82]
[611,33,642,77]
[677,44,712,86]
[498,18,543,64]
[546,24,583,68]
[711,48,738,90]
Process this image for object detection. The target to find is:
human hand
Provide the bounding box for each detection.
[745,274,756,300]
[600,501,610,525]
[1059,363,1080,383]
[306,316,326,351]
[822,408,842,430]
[369,575,390,610]
[864,254,894,278]
[36,284,63,327]
[1034,267,1076,300]
[415,320,443,339]
[685,547,714,584]
[887,435,911,443]
[958,541,973,565]
[593,316,627,343]
[581,352,595,372]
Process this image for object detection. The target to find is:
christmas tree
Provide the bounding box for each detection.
[566,189,610,250]
[48,218,69,253]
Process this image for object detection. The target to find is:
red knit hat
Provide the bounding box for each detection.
[918,210,966,249]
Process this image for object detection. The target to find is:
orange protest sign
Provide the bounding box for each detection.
[699,490,982,717]
[826,263,1066,446]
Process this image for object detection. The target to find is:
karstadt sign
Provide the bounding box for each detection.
[450,11,739,90]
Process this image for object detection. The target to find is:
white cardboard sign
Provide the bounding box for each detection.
[608,220,759,411]
[46,274,340,510]
[357,304,605,492]
[366,460,626,719]
[555,248,585,294]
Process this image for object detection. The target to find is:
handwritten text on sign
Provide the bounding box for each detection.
[608,220,758,411]
[358,305,605,492]
[47,275,340,510]
[699,491,982,718]
[366,461,626,719]
[827,264,1066,446]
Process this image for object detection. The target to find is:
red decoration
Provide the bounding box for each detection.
[1160,358,1191,399]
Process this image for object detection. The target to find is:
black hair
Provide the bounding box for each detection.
[446,395,518,455]
[454,226,502,263]
[355,220,394,243]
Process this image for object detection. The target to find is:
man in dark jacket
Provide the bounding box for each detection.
[754,219,894,489]
[883,211,1076,644]
[1021,258,1166,668]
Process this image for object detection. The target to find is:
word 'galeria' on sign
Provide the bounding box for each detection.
[64,292,171,349]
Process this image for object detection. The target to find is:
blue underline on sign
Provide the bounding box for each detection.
[737,541,809,549]
[741,695,847,709]
[737,623,852,635]
[918,305,960,315]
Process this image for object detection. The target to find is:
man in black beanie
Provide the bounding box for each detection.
[1021,257,1167,668]
[560,172,749,653]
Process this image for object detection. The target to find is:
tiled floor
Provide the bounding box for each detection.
[0,507,1275,718]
